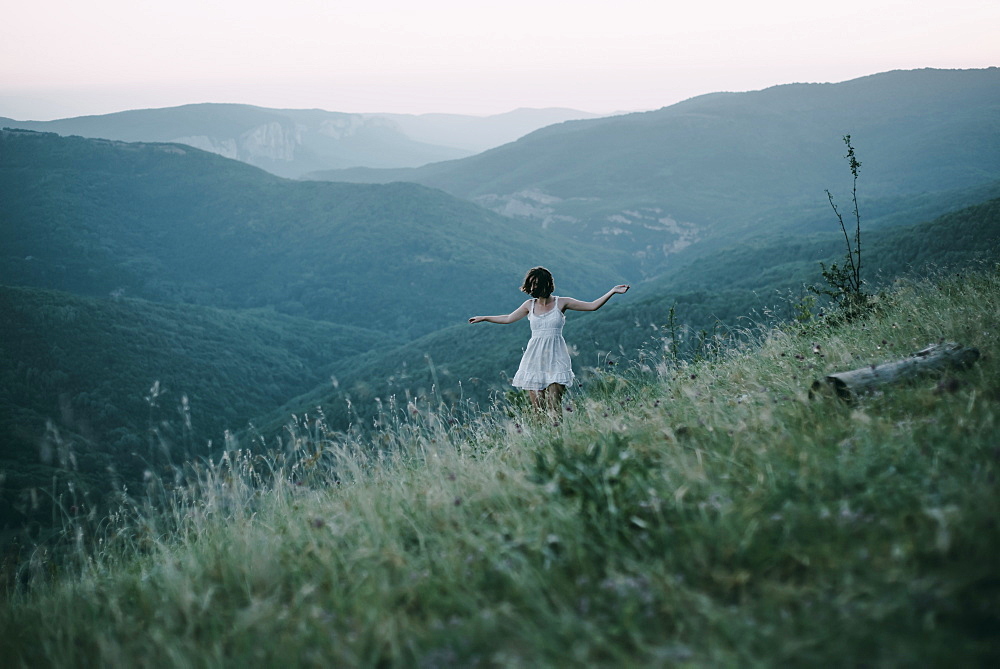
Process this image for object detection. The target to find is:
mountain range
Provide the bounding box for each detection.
[0,105,601,178]
[306,68,1000,276]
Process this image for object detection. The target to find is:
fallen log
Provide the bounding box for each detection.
[811,342,980,401]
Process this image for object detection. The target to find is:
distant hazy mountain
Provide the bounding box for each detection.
[0,104,601,178]
[0,128,625,337]
[305,68,1000,275]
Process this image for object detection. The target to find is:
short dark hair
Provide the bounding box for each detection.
[521,266,554,299]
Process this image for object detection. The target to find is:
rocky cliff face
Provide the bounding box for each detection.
[169,116,418,174]
[172,120,303,165]
[240,121,301,161]
[472,189,701,269]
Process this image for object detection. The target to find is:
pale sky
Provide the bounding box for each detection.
[2,0,998,120]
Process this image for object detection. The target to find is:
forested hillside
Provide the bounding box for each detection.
[0,129,624,337]
[309,68,1000,275]
[0,285,396,531]
[646,188,1000,295]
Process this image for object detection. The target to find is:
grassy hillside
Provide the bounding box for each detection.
[0,128,625,337]
[0,285,395,534]
[308,68,1000,275]
[2,267,996,666]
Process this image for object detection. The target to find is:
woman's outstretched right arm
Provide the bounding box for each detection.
[469,300,531,324]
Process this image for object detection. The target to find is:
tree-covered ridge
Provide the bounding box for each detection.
[0,285,396,531]
[646,189,1000,295]
[307,68,1000,275]
[0,129,626,337]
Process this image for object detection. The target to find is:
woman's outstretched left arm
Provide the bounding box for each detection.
[562,285,630,312]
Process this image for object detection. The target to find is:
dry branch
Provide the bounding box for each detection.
[812,342,980,400]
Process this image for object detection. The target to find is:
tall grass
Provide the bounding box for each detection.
[2,268,998,667]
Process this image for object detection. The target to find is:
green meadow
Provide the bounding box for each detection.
[2,267,997,667]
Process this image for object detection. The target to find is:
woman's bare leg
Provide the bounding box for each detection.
[525,385,565,416]
[543,383,565,413]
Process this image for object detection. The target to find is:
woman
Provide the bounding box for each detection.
[469,267,630,412]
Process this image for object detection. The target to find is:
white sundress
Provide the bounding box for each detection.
[511,297,575,391]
